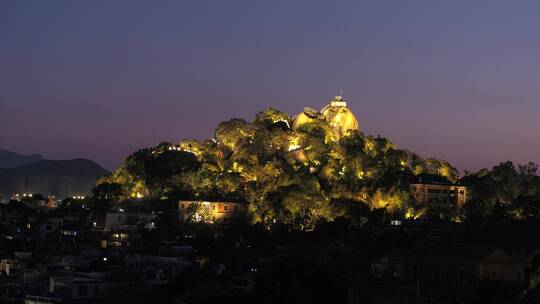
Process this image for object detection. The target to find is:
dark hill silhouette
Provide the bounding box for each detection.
[8,158,108,177]
[0,148,44,169]
[0,158,109,199]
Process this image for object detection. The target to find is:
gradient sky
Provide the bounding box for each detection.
[2,1,540,172]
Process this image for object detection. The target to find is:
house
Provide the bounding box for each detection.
[25,295,62,304]
[124,254,192,283]
[48,274,108,301]
[102,211,156,231]
[178,200,247,225]
[401,243,532,299]
[410,174,467,208]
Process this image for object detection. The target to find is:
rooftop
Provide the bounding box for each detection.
[411,173,461,186]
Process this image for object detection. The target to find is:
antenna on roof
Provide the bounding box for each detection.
[338,89,343,97]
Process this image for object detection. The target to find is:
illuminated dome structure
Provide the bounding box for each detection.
[320,95,359,138]
[291,107,321,130]
[292,95,359,139]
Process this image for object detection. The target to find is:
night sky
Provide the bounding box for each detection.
[2,1,540,172]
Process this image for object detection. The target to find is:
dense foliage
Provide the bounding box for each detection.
[99,108,459,230]
[461,161,540,222]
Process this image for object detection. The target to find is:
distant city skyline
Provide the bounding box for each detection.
[2,1,540,172]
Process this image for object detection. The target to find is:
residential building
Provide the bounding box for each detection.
[410,174,467,208]
[178,201,246,224]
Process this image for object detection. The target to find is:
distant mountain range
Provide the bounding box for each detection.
[0,149,109,199]
[0,149,44,169]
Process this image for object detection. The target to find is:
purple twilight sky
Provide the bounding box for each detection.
[2,0,540,172]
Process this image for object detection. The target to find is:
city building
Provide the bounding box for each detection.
[410,174,467,208]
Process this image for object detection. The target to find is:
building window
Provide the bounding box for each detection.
[233,206,238,212]
[181,204,186,209]
[224,205,228,211]
[459,190,465,194]
[212,205,216,211]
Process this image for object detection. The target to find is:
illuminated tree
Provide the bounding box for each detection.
[413,158,459,183]
[254,108,292,129]
[214,118,256,150]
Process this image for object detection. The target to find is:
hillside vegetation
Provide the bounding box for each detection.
[100,108,459,230]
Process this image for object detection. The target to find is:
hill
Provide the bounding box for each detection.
[0,158,109,199]
[0,148,44,169]
[102,106,458,230]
